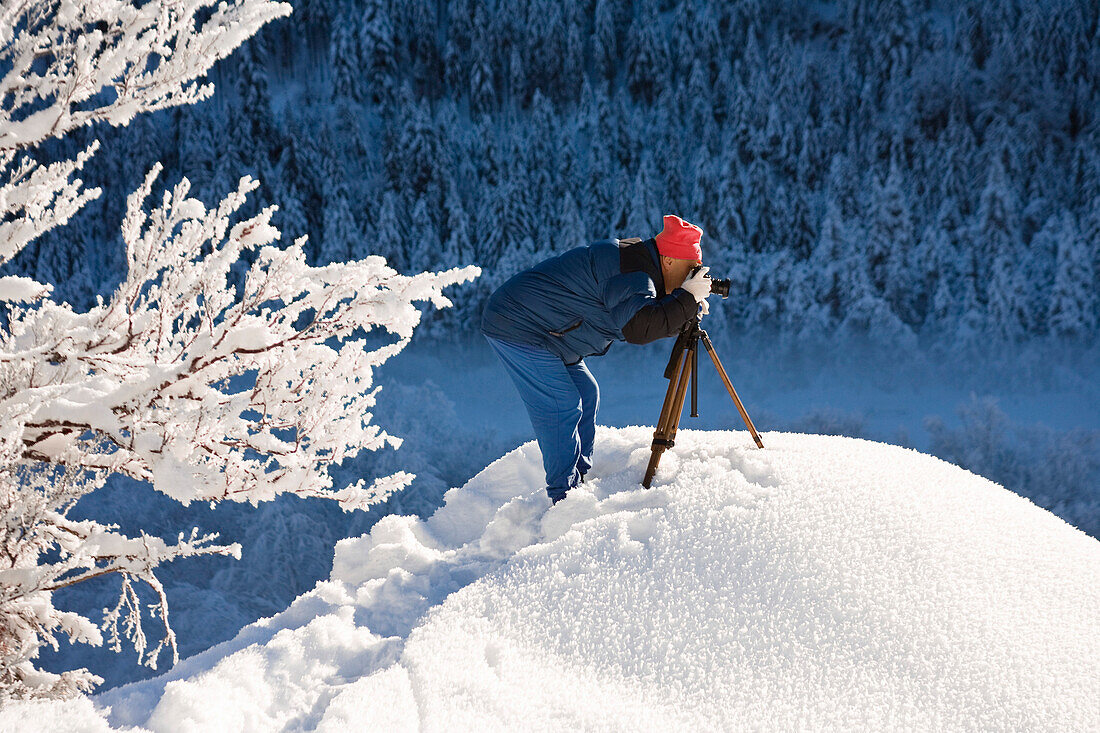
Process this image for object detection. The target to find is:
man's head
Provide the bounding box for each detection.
[654,214,703,291]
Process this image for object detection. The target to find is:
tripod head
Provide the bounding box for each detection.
[663,316,704,380]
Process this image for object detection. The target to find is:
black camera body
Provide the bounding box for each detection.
[690,265,731,299]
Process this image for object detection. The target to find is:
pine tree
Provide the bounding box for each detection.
[782,261,832,347]
[526,91,558,225]
[911,222,948,331]
[405,0,440,97]
[561,6,585,104]
[470,48,497,116]
[557,190,587,252]
[530,2,567,100]
[474,184,508,272]
[320,182,357,264]
[1084,195,1100,312]
[271,129,313,251]
[468,0,497,115]
[626,0,670,104]
[360,0,398,105]
[1049,213,1097,339]
[986,254,1029,342]
[441,181,475,269]
[1021,212,1064,335]
[686,59,716,145]
[972,154,1022,295]
[397,96,444,210]
[810,199,848,326]
[176,108,218,196]
[230,37,277,176]
[866,160,913,306]
[372,190,408,271]
[624,154,660,238]
[330,9,363,103]
[445,0,474,97]
[592,0,619,85]
[406,195,440,275]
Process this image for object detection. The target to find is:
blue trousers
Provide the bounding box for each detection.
[485,336,599,500]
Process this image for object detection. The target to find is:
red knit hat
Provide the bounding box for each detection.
[654,214,703,261]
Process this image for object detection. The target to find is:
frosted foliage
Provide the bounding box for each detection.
[0,164,477,699]
[68,428,1100,732]
[0,0,293,295]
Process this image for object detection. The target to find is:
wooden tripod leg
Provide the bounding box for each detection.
[700,332,765,449]
[642,346,693,488]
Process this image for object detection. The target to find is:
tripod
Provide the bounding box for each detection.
[642,317,764,489]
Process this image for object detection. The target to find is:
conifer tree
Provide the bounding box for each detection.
[867,161,913,305]
[810,199,849,326]
[330,9,363,103]
[405,0,440,97]
[592,0,620,86]
[558,190,588,252]
[1022,212,1064,335]
[320,182,358,264]
[986,254,1030,342]
[1049,213,1097,339]
[624,155,660,239]
[360,0,398,105]
[972,154,1023,293]
[561,6,586,103]
[406,195,440,275]
[371,190,408,272]
[626,0,670,104]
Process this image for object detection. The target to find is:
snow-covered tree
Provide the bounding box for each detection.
[0,0,290,304]
[592,0,620,86]
[359,0,398,105]
[867,161,914,304]
[0,0,478,701]
[810,199,849,326]
[329,7,364,103]
[1048,213,1096,340]
[625,0,670,104]
[320,181,358,264]
[972,154,1023,296]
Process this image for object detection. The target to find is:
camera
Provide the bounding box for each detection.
[690,265,731,299]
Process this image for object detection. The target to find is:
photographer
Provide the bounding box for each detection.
[481,214,713,504]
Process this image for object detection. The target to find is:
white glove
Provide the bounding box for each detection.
[698,298,710,316]
[680,266,711,303]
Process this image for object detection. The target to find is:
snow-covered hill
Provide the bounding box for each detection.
[7,428,1100,731]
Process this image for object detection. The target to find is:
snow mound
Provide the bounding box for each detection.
[19,428,1100,731]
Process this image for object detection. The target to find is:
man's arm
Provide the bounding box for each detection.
[621,289,698,344]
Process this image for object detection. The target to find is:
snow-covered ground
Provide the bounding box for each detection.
[6,427,1098,731]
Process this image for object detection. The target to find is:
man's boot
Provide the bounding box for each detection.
[546,486,569,505]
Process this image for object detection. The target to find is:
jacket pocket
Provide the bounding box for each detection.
[548,317,583,337]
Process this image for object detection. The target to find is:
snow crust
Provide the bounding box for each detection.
[10,427,1100,731]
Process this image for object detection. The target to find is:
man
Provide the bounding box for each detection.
[481,214,713,504]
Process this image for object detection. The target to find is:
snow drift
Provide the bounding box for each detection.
[7,427,1100,731]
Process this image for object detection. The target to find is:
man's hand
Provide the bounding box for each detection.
[680,266,711,303]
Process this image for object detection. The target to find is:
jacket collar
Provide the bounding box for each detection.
[618,238,666,297]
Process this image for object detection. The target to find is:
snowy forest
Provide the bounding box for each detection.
[16,0,1100,347]
[4,0,1099,700]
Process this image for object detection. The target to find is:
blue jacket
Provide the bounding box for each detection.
[481,238,698,364]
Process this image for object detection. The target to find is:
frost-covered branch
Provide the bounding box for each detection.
[0,0,292,150]
[0,451,239,697]
[0,0,292,299]
[5,165,477,508]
